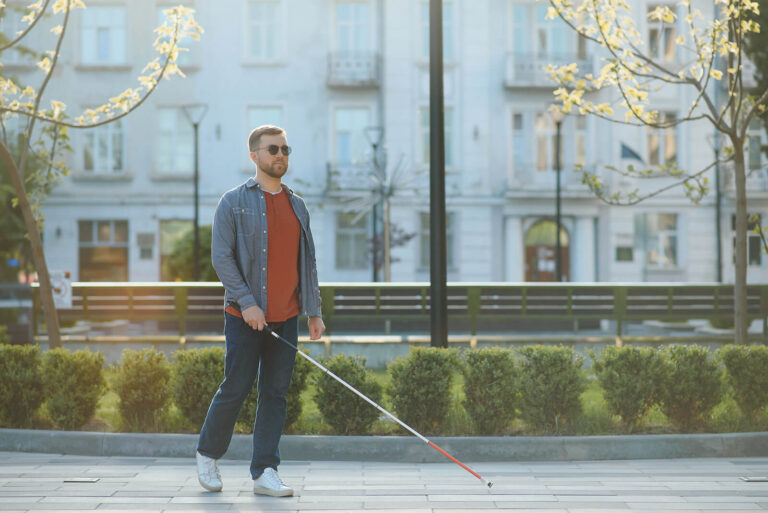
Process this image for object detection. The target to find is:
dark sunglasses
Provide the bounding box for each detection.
[257,144,292,156]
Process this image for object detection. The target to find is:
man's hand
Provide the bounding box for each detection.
[242,305,267,331]
[308,316,325,341]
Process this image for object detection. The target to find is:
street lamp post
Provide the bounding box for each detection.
[182,104,208,282]
[365,126,384,282]
[551,108,564,282]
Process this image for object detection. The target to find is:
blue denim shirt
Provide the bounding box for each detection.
[211,177,322,318]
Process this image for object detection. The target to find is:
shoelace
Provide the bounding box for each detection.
[263,469,286,488]
[203,458,220,480]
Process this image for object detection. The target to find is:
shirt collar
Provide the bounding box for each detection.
[245,177,294,196]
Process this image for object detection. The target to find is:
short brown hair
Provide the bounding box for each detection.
[248,125,286,152]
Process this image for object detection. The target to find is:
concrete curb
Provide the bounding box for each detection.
[2,429,768,462]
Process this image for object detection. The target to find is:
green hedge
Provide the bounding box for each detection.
[314,353,381,435]
[517,345,586,432]
[660,345,722,431]
[462,347,518,435]
[388,347,460,434]
[0,344,44,427]
[719,345,768,420]
[171,347,225,428]
[112,348,171,432]
[590,346,665,431]
[42,348,106,430]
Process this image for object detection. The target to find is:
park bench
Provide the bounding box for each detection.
[27,282,768,343]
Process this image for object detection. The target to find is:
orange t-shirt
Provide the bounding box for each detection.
[263,189,300,322]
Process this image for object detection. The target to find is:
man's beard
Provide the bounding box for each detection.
[260,160,288,179]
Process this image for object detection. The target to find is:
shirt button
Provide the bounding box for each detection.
[263,213,266,216]
[263,249,266,252]
[263,230,267,234]
[262,267,266,271]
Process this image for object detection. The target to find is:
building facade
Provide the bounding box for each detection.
[4,0,767,284]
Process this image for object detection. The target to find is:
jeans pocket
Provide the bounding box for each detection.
[233,207,257,237]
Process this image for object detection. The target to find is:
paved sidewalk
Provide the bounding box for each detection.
[1,452,767,512]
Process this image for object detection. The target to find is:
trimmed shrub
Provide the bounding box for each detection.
[388,347,460,434]
[171,347,225,428]
[112,348,171,432]
[0,326,9,344]
[0,343,44,427]
[659,345,722,431]
[314,354,381,435]
[461,347,518,434]
[42,348,106,430]
[238,347,315,431]
[719,345,768,419]
[517,345,586,432]
[589,346,665,431]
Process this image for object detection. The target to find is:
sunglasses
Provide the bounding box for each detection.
[257,144,292,156]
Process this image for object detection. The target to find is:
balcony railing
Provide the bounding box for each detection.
[505,52,593,88]
[327,52,381,88]
[326,161,376,191]
[508,162,587,191]
[723,164,768,194]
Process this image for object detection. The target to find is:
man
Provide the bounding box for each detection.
[195,125,325,497]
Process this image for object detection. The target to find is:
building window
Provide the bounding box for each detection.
[83,119,124,174]
[648,112,677,166]
[137,233,154,260]
[157,5,196,67]
[80,6,126,65]
[732,214,763,267]
[419,212,455,269]
[574,115,586,166]
[534,111,557,172]
[157,108,193,174]
[336,1,369,53]
[616,246,634,262]
[78,220,129,281]
[334,107,370,166]
[511,4,582,60]
[636,213,677,267]
[0,6,27,64]
[421,0,454,62]
[419,106,454,167]
[246,0,281,62]
[336,212,369,270]
[647,5,677,62]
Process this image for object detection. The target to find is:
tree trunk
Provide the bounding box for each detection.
[731,139,749,345]
[0,142,61,348]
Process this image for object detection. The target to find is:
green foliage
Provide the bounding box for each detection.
[517,345,586,432]
[171,347,225,428]
[163,225,217,281]
[659,345,722,431]
[0,344,44,427]
[461,348,518,434]
[719,345,768,419]
[388,347,460,434]
[41,348,106,430]
[112,348,171,432]
[314,354,381,435]
[589,346,665,431]
[0,326,9,344]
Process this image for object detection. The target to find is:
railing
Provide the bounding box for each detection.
[505,52,593,88]
[327,52,381,88]
[23,282,768,345]
[325,161,376,191]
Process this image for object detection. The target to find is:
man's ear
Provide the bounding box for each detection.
[248,152,258,164]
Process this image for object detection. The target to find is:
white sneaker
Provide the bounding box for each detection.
[196,451,222,492]
[252,467,293,497]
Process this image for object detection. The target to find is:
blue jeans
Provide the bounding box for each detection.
[197,313,297,479]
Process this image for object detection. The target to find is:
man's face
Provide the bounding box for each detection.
[250,133,290,179]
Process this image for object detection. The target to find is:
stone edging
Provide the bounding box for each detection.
[2,429,768,462]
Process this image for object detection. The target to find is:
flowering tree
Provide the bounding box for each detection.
[0,0,202,348]
[545,0,764,344]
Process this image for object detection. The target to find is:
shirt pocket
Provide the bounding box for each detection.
[232,207,257,237]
